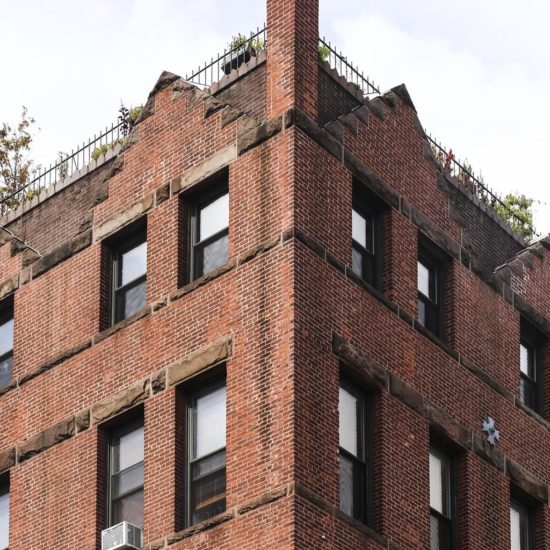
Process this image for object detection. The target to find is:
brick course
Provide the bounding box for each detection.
[1,0,549,548]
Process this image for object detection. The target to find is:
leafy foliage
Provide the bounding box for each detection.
[318,45,330,63]
[0,107,39,208]
[430,143,537,241]
[493,193,536,241]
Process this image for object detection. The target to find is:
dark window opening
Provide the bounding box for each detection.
[109,227,147,325]
[186,381,227,526]
[0,300,13,389]
[352,187,383,290]
[107,419,144,528]
[519,321,543,413]
[189,179,229,281]
[430,447,455,550]
[339,381,371,524]
[418,244,444,338]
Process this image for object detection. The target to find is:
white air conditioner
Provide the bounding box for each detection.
[101,521,143,550]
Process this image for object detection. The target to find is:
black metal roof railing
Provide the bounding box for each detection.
[319,38,529,235]
[319,37,380,97]
[0,121,124,218]
[0,27,268,218]
[185,27,267,89]
[425,134,527,227]
[0,27,528,237]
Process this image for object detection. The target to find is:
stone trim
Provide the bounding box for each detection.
[292,229,550,434]
[294,483,401,550]
[167,339,232,386]
[0,336,232,473]
[289,106,550,338]
[0,233,286,399]
[2,225,547,440]
[93,194,154,243]
[170,144,237,195]
[144,482,396,550]
[0,274,19,301]
[333,333,549,504]
[31,229,93,279]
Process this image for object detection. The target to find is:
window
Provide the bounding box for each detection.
[110,230,147,325]
[418,246,442,337]
[510,500,533,550]
[0,478,8,550]
[519,321,543,412]
[352,188,382,289]
[429,447,454,550]
[339,382,370,523]
[186,382,226,526]
[108,420,144,528]
[0,303,13,389]
[190,184,229,280]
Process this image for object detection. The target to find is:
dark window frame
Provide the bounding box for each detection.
[418,244,444,338]
[108,226,147,326]
[429,446,457,550]
[338,379,373,526]
[510,498,535,550]
[519,321,543,413]
[106,416,145,529]
[352,186,383,290]
[0,299,14,389]
[188,178,229,282]
[0,474,9,550]
[184,378,227,528]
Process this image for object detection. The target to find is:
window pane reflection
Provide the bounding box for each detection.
[121,242,147,286]
[200,193,229,242]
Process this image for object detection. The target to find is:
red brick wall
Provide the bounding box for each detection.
[1,0,549,548]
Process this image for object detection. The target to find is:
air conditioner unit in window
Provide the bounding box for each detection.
[101,521,142,550]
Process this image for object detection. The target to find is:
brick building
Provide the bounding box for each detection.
[0,0,549,548]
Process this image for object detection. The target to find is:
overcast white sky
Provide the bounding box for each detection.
[1,0,549,236]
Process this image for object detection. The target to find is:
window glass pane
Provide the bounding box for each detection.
[430,450,450,516]
[111,462,144,499]
[199,193,229,242]
[193,386,226,459]
[201,234,229,276]
[418,261,430,298]
[0,487,8,550]
[0,355,12,389]
[520,344,529,375]
[113,425,144,473]
[339,386,358,457]
[193,450,225,480]
[122,280,147,319]
[520,378,536,409]
[0,318,13,357]
[352,247,363,278]
[352,209,366,248]
[418,298,426,327]
[339,453,354,517]
[511,501,531,550]
[113,488,144,528]
[191,466,226,524]
[121,241,147,286]
[430,514,440,550]
[510,504,522,550]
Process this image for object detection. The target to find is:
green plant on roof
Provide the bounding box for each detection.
[228,34,249,50]
[318,45,330,63]
[91,139,123,162]
[493,193,537,241]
